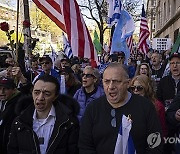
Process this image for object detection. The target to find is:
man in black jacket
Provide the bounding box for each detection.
[8,74,79,154]
[79,63,163,154]
[0,77,25,154]
[157,52,180,110]
[166,91,180,154]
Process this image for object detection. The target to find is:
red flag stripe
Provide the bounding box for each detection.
[127,36,133,54]
[46,0,62,14]
[138,5,150,54]
[33,0,98,66]
[33,0,65,31]
[74,1,85,57]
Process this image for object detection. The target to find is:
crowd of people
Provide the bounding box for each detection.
[0,48,180,154]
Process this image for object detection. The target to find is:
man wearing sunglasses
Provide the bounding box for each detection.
[73,66,104,121]
[79,63,163,154]
[33,56,61,89]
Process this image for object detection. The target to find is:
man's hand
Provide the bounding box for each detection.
[12,67,22,78]
[12,67,27,84]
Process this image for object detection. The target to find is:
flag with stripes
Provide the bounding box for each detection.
[63,33,73,59]
[114,115,136,154]
[33,0,98,67]
[127,36,134,54]
[49,44,57,68]
[138,4,150,54]
[107,0,122,27]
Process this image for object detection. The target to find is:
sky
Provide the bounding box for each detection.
[0,0,146,36]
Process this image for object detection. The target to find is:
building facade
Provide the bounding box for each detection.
[147,0,156,39]
[154,0,180,43]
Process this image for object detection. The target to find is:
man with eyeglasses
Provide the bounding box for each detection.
[79,63,163,154]
[157,52,180,110]
[73,66,104,121]
[157,52,180,154]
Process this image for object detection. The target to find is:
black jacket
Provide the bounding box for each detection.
[0,91,31,154]
[157,75,180,107]
[7,95,79,154]
[166,91,180,134]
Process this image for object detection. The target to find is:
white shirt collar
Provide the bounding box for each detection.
[33,105,56,121]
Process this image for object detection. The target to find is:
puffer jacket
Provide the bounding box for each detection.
[73,86,105,121]
[7,95,80,154]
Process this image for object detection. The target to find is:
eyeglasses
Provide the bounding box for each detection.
[130,86,144,92]
[82,73,95,78]
[103,79,122,85]
[41,61,50,65]
[170,62,180,65]
[111,109,116,127]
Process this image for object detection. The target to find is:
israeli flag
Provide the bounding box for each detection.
[107,0,122,27]
[49,44,57,69]
[63,33,73,59]
[114,115,136,154]
[111,9,135,63]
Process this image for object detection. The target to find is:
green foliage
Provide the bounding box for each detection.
[30,3,63,42]
[0,30,8,46]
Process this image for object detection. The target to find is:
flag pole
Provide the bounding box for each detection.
[23,0,32,70]
[16,0,20,63]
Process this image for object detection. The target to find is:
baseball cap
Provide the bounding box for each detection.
[39,55,52,63]
[169,52,180,60]
[0,77,16,89]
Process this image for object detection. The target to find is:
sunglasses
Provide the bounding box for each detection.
[41,61,50,65]
[130,86,144,92]
[82,73,95,78]
[111,109,116,127]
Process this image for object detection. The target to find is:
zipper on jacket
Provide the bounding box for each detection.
[32,130,39,154]
[46,118,69,153]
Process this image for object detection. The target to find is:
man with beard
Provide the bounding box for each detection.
[79,63,163,154]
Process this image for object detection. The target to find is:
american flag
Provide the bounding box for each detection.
[138,4,150,54]
[33,0,98,67]
[127,36,134,54]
